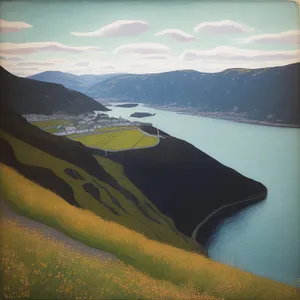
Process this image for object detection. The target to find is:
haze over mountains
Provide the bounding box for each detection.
[1,67,108,115]
[28,71,123,94]
[28,62,300,127]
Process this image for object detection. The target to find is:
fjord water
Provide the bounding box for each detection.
[105,104,300,285]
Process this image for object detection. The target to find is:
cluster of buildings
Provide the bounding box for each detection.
[24,113,78,123]
[23,112,144,137]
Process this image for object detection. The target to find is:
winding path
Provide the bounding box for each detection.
[0,200,117,260]
[191,191,267,240]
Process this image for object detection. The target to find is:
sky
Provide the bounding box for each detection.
[0,0,299,76]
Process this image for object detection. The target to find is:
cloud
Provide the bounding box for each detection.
[142,54,173,60]
[3,44,299,77]
[235,30,300,45]
[17,61,57,67]
[0,19,33,33]
[71,20,149,37]
[194,20,254,34]
[0,42,102,55]
[113,43,171,55]
[155,29,196,42]
[75,61,90,67]
[2,57,118,76]
[6,56,25,62]
[97,64,116,70]
[12,67,40,71]
[180,46,300,63]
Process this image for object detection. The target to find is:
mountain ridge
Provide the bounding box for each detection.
[85,62,300,127]
[1,67,109,115]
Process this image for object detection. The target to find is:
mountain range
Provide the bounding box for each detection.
[86,63,300,127]
[27,63,300,127]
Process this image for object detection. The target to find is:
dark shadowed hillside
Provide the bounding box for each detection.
[90,133,267,245]
[0,67,109,115]
[86,63,300,127]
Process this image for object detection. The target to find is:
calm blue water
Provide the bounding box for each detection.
[105,103,300,286]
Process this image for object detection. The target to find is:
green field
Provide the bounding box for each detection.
[95,126,138,132]
[69,128,158,151]
[44,127,59,133]
[1,164,298,300]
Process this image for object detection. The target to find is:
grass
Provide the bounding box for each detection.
[44,127,59,133]
[68,128,158,151]
[94,155,160,214]
[0,130,198,252]
[0,219,214,300]
[95,126,138,132]
[0,163,298,300]
[32,119,73,128]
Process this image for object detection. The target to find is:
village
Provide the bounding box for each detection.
[23,112,144,136]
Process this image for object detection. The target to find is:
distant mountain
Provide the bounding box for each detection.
[0,67,108,115]
[28,71,123,93]
[28,71,84,92]
[85,63,300,127]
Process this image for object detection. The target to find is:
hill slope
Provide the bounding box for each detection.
[2,164,297,300]
[0,104,204,253]
[86,63,300,127]
[0,67,108,115]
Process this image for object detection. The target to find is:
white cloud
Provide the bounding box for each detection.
[113,43,171,55]
[180,46,300,63]
[1,58,118,76]
[70,20,149,37]
[75,61,90,67]
[155,29,196,42]
[2,44,299,77]
[17,61,57,67]
[0,19,33,33]
[0,42,102,56]
[142,54,174,60]
[235,30,300,45]
[6,56,25,62]
[194,20,254,34]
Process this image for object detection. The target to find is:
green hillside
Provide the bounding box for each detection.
[1,164,298,300]
[0,129,204,254]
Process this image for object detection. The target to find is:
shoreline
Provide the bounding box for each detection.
[141,104,300,129]
[192,190,267,239]
[193,190,267,247]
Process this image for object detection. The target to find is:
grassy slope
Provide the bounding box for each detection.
[1,220,210,300]
[0,130,198,252]
[0,164,298,300]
